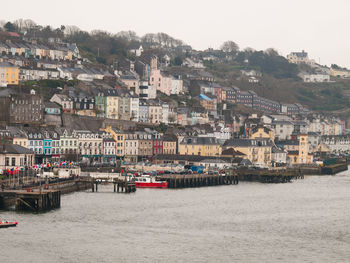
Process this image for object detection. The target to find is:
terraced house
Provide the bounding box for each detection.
[223,138,274,166]
[179,137,221,157]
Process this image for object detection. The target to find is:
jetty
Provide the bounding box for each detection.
[156,173,239,189]
[88,177,136,193]
[237,168,304,183]
[0,189,60,212]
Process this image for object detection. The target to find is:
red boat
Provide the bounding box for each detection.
[0,221,18,228]
[135,176,168,188]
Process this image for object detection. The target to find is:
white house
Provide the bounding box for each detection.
[300,73,330,83]
[129,45,143,57]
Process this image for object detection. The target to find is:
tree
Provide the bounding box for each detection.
[264,48,279,56]
[4,22,16,32]
[116,30,139,41]
[220,41,239,53]
[64,25,81,36]
[173,56,183,66]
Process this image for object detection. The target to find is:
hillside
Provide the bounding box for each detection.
[1,20,350,116]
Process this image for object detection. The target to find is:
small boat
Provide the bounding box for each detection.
[135,176,168,189]
[0,221,18,228]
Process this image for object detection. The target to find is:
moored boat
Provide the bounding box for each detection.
[0,221,18,228]
[135,176,168,189]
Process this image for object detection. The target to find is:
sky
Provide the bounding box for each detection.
[1,0,349,68]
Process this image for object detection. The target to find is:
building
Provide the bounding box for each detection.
[271,121,294,140]
[103,126,126,157]
[44,102,61,115]
[271,146,287,165]
[179,137,221,157]
[0,144,34,171]
[301,73,330,83]
[163,136,177,155]
[249,126,275,141]
[76,131,103,163]
[0,62,19,86]
[330,68,350,78]
[137,132,153,157]
[321,135,350,153]
[287,50,315,65]
[50,94,74,113]
[223,139,273,166]
[125,133,139,162]
[1,91,44,125]
[288,134,313,164]
[105,89,119,119]
[120,74,140,94]
[130,95,139,122]
[102,137,116,164]
[199,94,217,111]
[58,129,79,158]
[139,81,156,100]
[118,91,131,120]
[148,101,163,124]
[138,100,149,123]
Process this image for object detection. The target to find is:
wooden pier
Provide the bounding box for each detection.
[237,168,304,183]
[156,173,239,189]
[0,189,61,212]
[321,163,348,175]
[89,177,136,193]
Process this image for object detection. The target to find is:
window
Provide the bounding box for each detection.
[11,157,16,166]
[5,157,9,166]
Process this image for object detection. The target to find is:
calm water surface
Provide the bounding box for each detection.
[1,171,350,263]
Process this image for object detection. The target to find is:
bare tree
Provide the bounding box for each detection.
[264,48,279,56]
[244,47,255,53]
[13,19,25,33]
[220,41,239,53]
[64,25,81,36]
[116,31,139,41]
[23,19,37,31]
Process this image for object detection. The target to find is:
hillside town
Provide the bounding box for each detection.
[1,25,350,174]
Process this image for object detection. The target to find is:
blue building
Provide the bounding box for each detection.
[45,102,61,115]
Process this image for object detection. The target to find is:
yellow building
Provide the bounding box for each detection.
[13,136,28,149]
[223,139,273,166]
[103,126,125,157]
[163,136,177,155]
[179,137,221,157]
[249,126,275,141]
[330,68,350,78]
[105,90,119,119]
[288,134,313,164]
[0,62,19,86]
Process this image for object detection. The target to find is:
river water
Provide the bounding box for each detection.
[1,171,350,263]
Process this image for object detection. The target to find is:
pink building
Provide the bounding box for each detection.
[150,69,172,95]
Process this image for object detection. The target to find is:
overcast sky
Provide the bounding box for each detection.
[2,0,349,67]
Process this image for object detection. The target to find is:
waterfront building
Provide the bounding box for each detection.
[125,133,139,162]
[76,130,103,163]
[163,136,177,155]
[223,138,273,166]
[0,144,34,171]
[179,137,221,157]
[102,137,116,164]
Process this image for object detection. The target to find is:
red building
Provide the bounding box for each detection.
[152,139,163,155]
[215,87,223,103]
